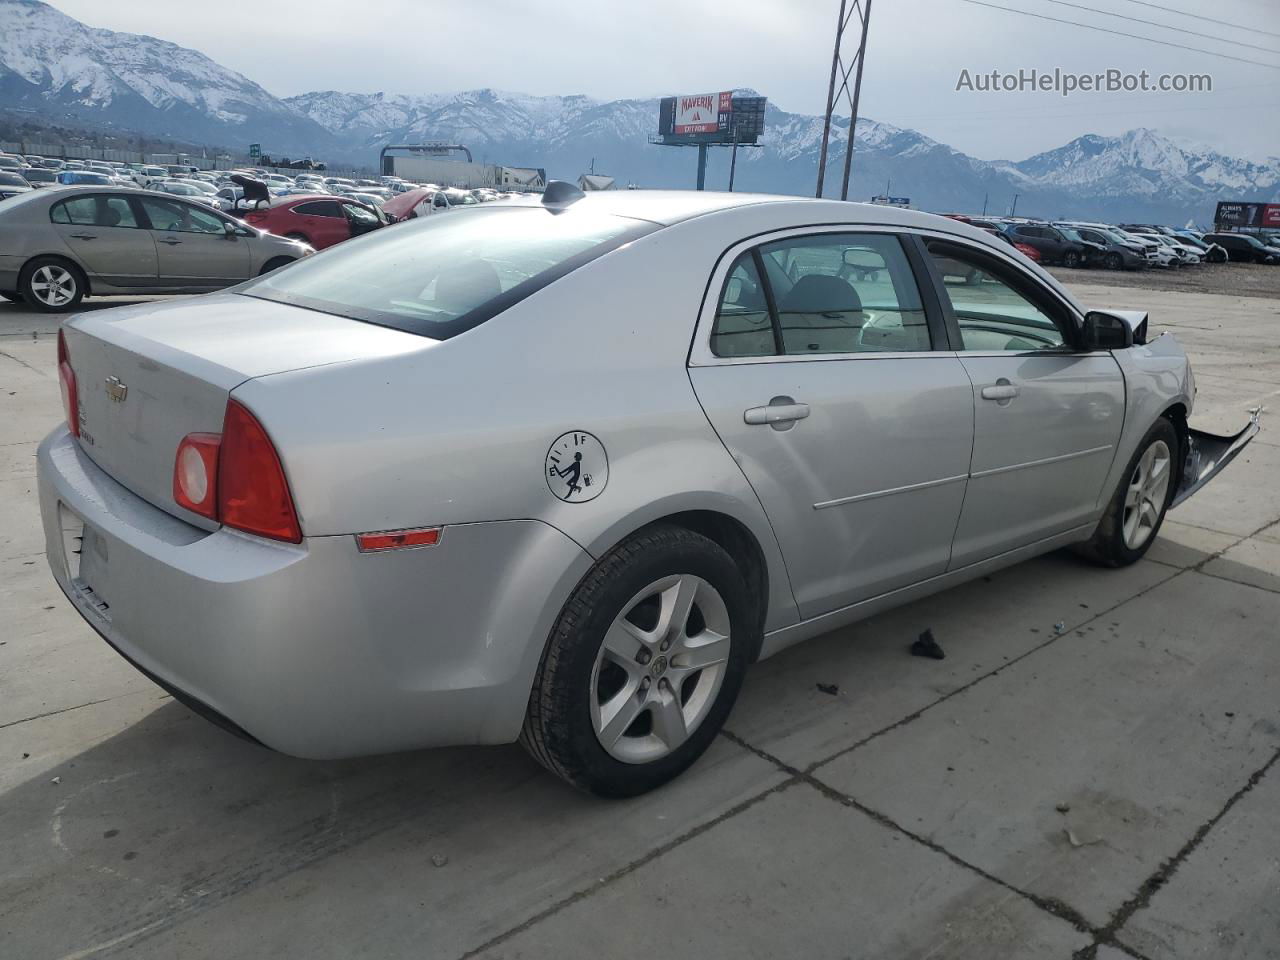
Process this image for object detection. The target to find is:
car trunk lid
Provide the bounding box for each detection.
[62,293,430,528]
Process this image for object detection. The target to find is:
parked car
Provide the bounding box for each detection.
[0,186,311,311]
[129,166,170,189]
[1170,231,1227,263]
[0,155,31,171]
[0,171,35,200]
[36,187,1258,795]
[240,195,386,249]
[1055,224,1146,270]
[55,171,114,187]
[1001,222,1089,266]
[1203,233,1280,264]
[381,187,451,221]
[19,167,59,189]
[150,178,229,211]
[1131,232,1201,265]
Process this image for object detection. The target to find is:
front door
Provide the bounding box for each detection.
[49,193,158,287]
[922,240,1125,568]
[689,230,974,620]
[136,196,251,288]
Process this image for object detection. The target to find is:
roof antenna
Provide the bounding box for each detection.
[542,180,585,206]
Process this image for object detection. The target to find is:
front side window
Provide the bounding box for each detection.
[294,200,341,218]
[710,233,932,357]
[342,202,379,225]
[927,244,1070,352]
[139,197,226,234]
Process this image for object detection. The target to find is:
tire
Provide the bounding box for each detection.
[1104,252,1122,271]
[19,256,86,313]
[259,256,295,276]
[521,524,754,797]
[1062,250,1082,268]
[0,290,23,303]
[1077,418,1178,568]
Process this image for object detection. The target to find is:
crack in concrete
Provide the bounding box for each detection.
[0,696,126,731]
[0,348,49,377]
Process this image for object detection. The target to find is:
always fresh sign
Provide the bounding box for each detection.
[673,92,732,135]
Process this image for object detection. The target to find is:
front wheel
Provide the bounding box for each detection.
[1063,251,1082,268]
[521,524,754,797]
[1077,418,1177,567]
[1104,252,1122,270]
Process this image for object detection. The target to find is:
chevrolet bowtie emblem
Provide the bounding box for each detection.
[104,376,128,403]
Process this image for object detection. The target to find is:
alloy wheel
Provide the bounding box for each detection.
[29,265,77,307]
[590,574,731,764]
[1122,440,1171,549]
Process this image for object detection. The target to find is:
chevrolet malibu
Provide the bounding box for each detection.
[39,186,1258,796]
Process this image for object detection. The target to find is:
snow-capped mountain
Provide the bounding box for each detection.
[3,0,1276,223]
[0,0,333,152]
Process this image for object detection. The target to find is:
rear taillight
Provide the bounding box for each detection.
[173,433,221,519]
[218,399,302,543]
[171,400,302,543]
[57,328,79,438]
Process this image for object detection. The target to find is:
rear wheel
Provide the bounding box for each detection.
[521,524,753,797]
[1104,252,1122,270]
[19,257,86,313]
[1077,418,1177,567]
[1063,250,1082,268]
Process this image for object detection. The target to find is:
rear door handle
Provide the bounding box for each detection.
[745,399,810,428]
[981,383,1019,401]
[159,238,183,245]
[69,233,97,240]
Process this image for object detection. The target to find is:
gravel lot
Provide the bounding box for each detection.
[1049,261,1280,301]
[1,278,1277,960]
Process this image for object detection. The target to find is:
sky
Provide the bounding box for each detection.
[48,0,1280,162]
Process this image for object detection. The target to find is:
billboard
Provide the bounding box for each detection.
[1214,202,1280,229]
[656,94,766,145]
[673,92,733,135]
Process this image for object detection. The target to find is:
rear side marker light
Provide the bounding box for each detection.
[173,433,221,519]
[356,527,442,553]
[57,328,79,438]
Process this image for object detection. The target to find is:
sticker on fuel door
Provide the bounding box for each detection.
[546,432,608,503]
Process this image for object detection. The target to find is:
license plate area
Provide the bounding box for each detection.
[59,503,112,623]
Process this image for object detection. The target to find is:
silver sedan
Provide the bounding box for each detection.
[37,185,1258,795]
[0,185,311,311]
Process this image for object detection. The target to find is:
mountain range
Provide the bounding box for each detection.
[3,0,1277,224]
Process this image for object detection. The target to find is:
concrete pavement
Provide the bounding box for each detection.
[1,282,1277,959]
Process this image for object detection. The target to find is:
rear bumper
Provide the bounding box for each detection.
[38,427,594,758]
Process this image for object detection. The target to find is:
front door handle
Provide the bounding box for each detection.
[981,382,1019,402]
[69,233,97,240]
[745,397,810,430]
[159,238,183,246]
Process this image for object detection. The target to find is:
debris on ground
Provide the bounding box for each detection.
[1064,827,1104,848]
[1054,622,1066,634]
[430,854,449,868]
[1055,802,1071,814]
[50,776,60,785]
[910,629,945,660]
[815,682,839,696]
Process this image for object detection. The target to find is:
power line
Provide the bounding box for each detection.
[953,0,1280,70]
[1043,0,1280,55]
[1119,0,1280,40]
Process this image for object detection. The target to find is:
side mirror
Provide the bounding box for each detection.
[1083,310,1139,350]
[223,221,238,239]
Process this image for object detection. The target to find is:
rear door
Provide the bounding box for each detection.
[920,239,1125,567]
[289,200,348,247]
[49,193,158,286]
[689,229,974,620]
[136,196,251,287]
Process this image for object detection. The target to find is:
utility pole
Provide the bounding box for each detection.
[815,0,874,200]
[982,193,988,216]
[696,143,708,191]
[728,124,740,192]
[1010,193,1019,216]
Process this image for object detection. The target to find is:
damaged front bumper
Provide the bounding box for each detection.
[1171,409,1262,509]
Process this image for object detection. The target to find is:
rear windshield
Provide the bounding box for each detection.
[240,207,655,339]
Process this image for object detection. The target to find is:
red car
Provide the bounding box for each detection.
[240,195,385,249]
[941,213,1042,263]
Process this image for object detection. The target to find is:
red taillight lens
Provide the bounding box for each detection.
[217,399,302,543]
[57,329,79,437]
[173,433,221,518]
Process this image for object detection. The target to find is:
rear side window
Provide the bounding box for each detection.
[50,195,139,228]
[710,233,932,357]
[241,208,655,340]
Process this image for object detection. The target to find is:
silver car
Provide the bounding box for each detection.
[37,186,1258,796]
[0,186,311,311]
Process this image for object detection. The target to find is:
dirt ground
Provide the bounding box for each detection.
[1048,261,1280,300]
